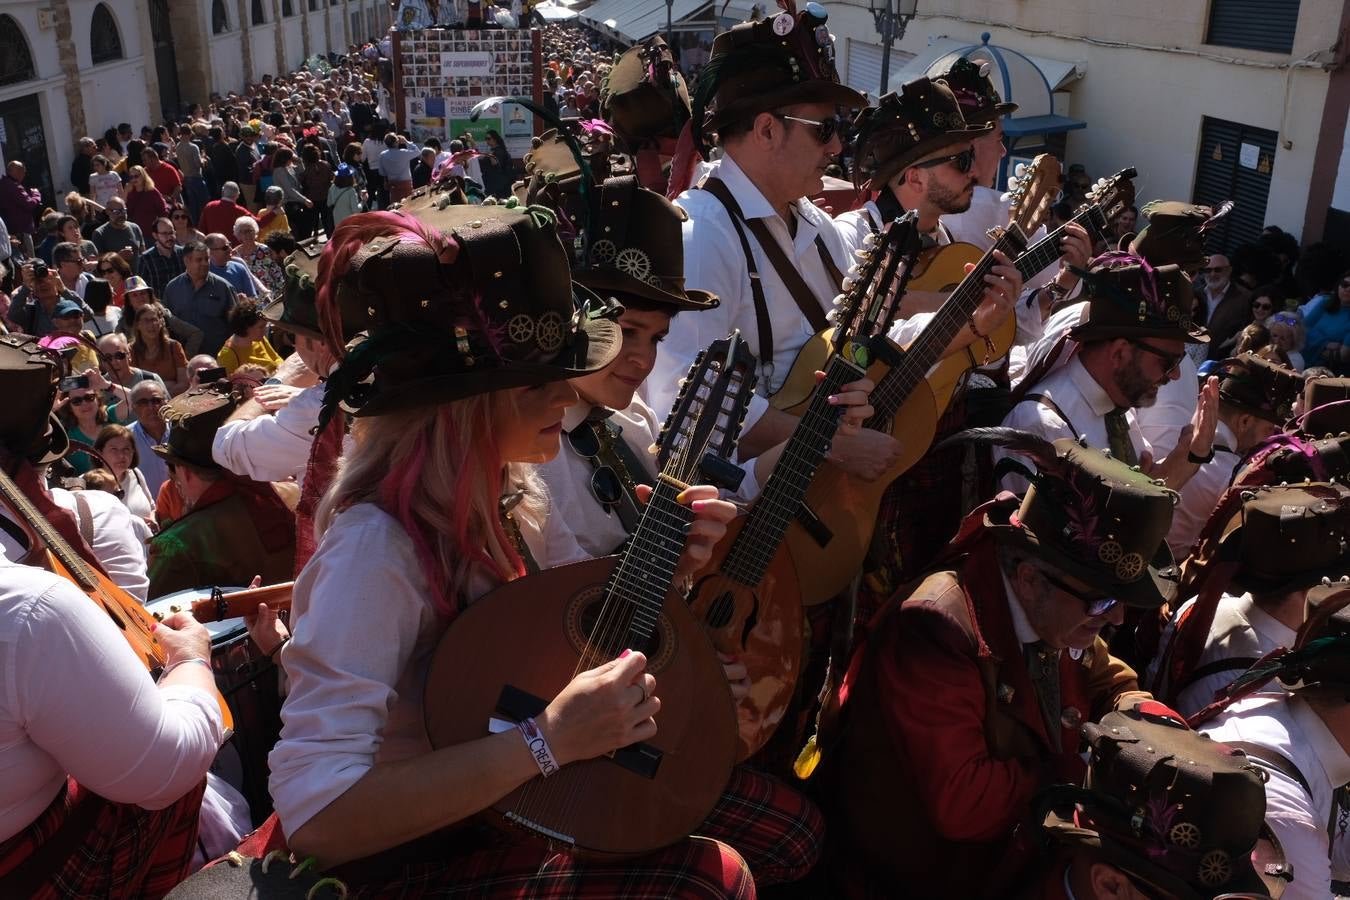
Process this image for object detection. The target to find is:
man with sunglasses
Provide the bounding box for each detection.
[1197,253,1251,360]
[821,436,1173,895]
[1003,258,1218,494]
[129,379,171,498]
[94,332,166,421]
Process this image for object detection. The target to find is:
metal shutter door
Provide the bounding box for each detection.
[847,40,912,99]
[1192,116,1279,255]
[1205,0,1300,54]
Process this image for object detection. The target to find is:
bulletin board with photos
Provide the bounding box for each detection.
[393,27,543,161]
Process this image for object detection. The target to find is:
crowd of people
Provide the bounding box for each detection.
[0,12,1347,900]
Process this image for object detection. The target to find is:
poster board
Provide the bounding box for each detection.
[395,28,540,160]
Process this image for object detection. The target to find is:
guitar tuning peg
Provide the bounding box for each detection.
[853,249,872,261]
[841,277,856,291]
[1014,163,1026,177]
[862,233,878,248]
[999,192,1012,203]
[1005,177,1018,191]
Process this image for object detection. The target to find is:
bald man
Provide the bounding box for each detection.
[1198,253,1250,359]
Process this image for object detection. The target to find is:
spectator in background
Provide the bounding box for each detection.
[58,215,99,264]
[327,163,363,227]
[481,129,513,199]
[53,242,92,300]
[300,143,334,237]
[206,233,261,298]
[62,192,101,240]
[1300,268,1350,369]
[1267,309,1307,372]
[96,330,166,418]
[83,277,119,337]
[234,216,285,295]
[271,147,314,239]
[256,186,292,241]
[118,275,203,355]
[186,353,222,390]
[200,182,256,243]
[70,137,97,197]
[1197,253,1251,360]
[125,166,171,236]
[139,147,182,205]
[162,241,236,355]
[96,252,132,307]
[9,261,92,338]
[56,378,110,474]
[378,133,418,203]
[235,125,263,209]
[129,301,191,396]
[91,196,145,261]
[138,217,185,297]
[208,127,241,197]
[217,300,281,375]
[1248,284,1279,328]
[170,205,206,246]
[176,127,209,221]
[93,423,157,528]
[34,212,64,266]
[128,379,171,498]
[411,147,436,189]
[0,161,43,258]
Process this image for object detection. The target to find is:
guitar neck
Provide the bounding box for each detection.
[0,469,99,590]
[1014,205,1109,282]
[723,353,863,585]
[603,474,695,650]
[189,582,295,623]
[871,229,1026,420]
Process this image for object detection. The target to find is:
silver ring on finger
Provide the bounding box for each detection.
[638,681,649,705]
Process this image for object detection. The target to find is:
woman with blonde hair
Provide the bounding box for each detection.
[1266,309,1307,372]
[253,206,820,896]
[125,165,170,235]
[129,300,190,395]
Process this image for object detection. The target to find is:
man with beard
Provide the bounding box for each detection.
[1001,257,1218,492]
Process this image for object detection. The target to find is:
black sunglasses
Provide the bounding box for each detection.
[1038,568,1120,618]
[565,425,623,508]
[1128,338,1184,375]
[772,112,841,145]
[914,147,975,174]
[1199,265,1231,274]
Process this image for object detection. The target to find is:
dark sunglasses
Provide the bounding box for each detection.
[1128,338,1184,375]
[97,267,115,275]
[914,147,976,174]
[134,396,166,407]
[1252,301,1273,311]
[68,394,98,406]
[1199,265,1231,274]
[565,425,624,508]
[1039,568,1120,618]
[108,351,129,360]
[772,112,841,145]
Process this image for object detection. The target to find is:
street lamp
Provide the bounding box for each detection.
[870,0,918,96]
[666,0,675,49]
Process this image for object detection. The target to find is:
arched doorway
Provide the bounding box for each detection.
[0,14,54,205]
[149,0,180,121]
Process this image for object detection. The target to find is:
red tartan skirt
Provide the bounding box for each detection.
[0,777,206,900]
[228,766,820,898]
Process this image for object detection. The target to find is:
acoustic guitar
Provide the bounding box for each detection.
[770,168,1139,604]
[687,213,921,759]
[0,468,235,729]
[423,332,759,858]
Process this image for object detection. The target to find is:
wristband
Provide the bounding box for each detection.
[1187,448,1214,464]
[517,717,560,777]
[161,657,211,678]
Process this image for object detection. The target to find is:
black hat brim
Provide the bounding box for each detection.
[35,413,70,466]
[1069,321,1210,346]
[709,80,866,132]
[862,124,993,191]
[578,267,719,312]
[984,501,1178,609]
[351,284,622,417]
[260,294,326,343]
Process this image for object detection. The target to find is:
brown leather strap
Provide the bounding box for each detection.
[739,216,830,333]
[1224,741,1311,795]
[698,177,776,373]
[1020,392,1081,440]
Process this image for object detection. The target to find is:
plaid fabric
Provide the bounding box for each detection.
[138,245,186,297]
[698,765,823,885]
[0,777,206,900]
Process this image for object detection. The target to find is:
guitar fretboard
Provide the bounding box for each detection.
[602,475,695,652]
[0,469,98,589]
[1013,204,1109,283]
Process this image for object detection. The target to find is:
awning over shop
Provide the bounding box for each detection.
[580,0,709,42]
[535,3,580,21]
[887,34,1085,97]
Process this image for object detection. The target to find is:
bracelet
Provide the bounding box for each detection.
[265,635,291,660]
[517,717,560,778]
[1187,448,1214,464]
[161,657,211,678]
[967,317,996,366]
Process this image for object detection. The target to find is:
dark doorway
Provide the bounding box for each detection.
[149,0,180,122]
[1192,115,1278,256]
[0,94,54,207]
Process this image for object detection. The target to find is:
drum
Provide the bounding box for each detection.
[147,587,284,825]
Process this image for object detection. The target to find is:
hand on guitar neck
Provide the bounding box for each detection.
[633,483,738,582]
[1031,221,1095,319]
[749,373,881,483]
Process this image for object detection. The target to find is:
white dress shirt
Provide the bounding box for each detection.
[212,383,330,486]
[1201,694,1350,898]
[1160,592,1297,718]
[269,500,587,837]
[1000,355,1150,491]
[0,560,223,841]
[1167,420,1240,557]
[0,487,150,602]
[646,153,853,432]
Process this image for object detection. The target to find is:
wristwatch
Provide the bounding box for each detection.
[1187,447,1215,464]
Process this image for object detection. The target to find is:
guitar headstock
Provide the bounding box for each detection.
[1081,167,1138,231]
[830,211,922,359]
[655,330,758,488]
[1005,154,1063,236]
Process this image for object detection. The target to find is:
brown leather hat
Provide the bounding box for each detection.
[0,335,70,466]
[693,3,864,141]
[1037,703,1282,900]
[600,36,691,142]
[1124,200,1234,273]
[932,56,1017,125]
[321,205,621,419]
[850,76,991,191]
[262,235,362,345]
[1214,354,1303,424]
[154,383,237,471]
[1069,256,1209,345]
[1213,482,1350,596]
[976,432,1181,608]
[1296,375,1350,436]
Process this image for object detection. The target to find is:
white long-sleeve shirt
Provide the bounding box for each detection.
[1167,420,1240,557]
[212,383,326,485]
[268,500,586,837]
[0,560,223,841]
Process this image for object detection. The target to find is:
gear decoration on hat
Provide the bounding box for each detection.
[1098,540,1124,565]
[1197,849,1232,887]
[1168,821,1201,849]
[507,314,536,345]
[1116,552,1146,582]
[536,311,565,353]
[615,247,653,283]
[1167,306,1181,322]
[591,239,618,266]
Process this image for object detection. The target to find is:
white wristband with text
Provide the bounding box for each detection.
[517,717,560,778]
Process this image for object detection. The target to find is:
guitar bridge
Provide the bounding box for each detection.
[503,811,576,847]
[494,684,665,779]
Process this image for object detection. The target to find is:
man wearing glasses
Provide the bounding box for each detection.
[1196,253,1251,360]
[139,217,186,298]
[1001,259,1218,493]
[823,437,1169,895]
[129,380,171,498]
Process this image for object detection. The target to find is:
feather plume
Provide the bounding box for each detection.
[937,427,1067,476]
[689,42,792,156]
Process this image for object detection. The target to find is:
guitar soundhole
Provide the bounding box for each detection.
[705,592,735,630]
[565,586,677,673]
